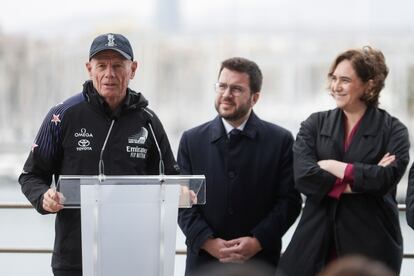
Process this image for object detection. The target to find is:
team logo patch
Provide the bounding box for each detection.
[126,127,148,159]
[126,146,147,159]
[51,114,61,126]
[74,128,94,138]
[106,34,117,47]
[31,143,38,153]
[128,127,148,144]
[78,139,90,147]
[74,128,93,151]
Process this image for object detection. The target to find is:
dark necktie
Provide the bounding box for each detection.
[229,128,242,146]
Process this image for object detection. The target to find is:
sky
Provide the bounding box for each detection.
[2,0,414,38]
[0,0,153,37]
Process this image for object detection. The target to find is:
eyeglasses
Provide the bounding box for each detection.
[214,82,248,96]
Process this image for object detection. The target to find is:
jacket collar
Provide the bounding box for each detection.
[320,106,380,138]
[82,80,148,119]
[358,107,383,136]
[210,111,260,143]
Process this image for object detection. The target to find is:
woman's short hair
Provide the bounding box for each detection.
[328,46,389,107]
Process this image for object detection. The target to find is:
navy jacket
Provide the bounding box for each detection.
[177,112,302,274]
[279,107,410,276]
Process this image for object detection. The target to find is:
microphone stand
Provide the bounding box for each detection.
[148,121,167,276]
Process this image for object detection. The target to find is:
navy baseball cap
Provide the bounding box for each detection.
[89,33,134,60]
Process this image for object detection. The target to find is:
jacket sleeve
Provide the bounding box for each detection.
[406,163,414,229]
[177,131,214,254]
[18,107,63,214]
[293,114,337,201]
[250,131,302,251]
[352,119,410,196]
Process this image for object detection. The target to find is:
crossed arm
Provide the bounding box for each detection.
[317,153,396,193]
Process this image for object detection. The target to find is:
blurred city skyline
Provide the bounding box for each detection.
[1,0,414,185]
[2,2,414,275]
[2,0,414,37]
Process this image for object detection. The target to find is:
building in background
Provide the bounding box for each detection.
[0,0,414,197]
[1,1,414,275]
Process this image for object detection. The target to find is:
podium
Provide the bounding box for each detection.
[57,175,205,276]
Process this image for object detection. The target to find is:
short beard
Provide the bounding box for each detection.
[215,98,252,123]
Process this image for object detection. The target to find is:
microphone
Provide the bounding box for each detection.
[97,107,165,179]
[143,107,165,176]
[147,121,165,176]
[98,119,115,181]
[144,109,167,276]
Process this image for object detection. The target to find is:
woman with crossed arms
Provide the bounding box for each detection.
[279,46,410,276]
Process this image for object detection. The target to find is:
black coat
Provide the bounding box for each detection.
[177,112,302,275]
[405,164,414,229]
[18,81,179,270]
[278,107,410,276]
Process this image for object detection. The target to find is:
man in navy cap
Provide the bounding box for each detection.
[18,33,179,276]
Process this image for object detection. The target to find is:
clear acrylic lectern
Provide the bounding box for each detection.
[57,175,205,276]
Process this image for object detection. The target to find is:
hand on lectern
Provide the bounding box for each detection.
[179,186,198,206]
[42,188,64,213]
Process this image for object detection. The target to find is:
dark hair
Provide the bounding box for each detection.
[328,46,389,107]
[219,57,263,94]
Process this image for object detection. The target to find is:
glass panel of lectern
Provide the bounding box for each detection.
[57,175,205,276]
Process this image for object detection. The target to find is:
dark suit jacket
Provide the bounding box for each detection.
[177,112,302,275]
[279,107,410,276]
[406,163,414,229]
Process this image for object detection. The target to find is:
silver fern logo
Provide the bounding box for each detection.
[128,127,148,145]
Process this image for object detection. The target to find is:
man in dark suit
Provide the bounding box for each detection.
[177,57,302,275]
